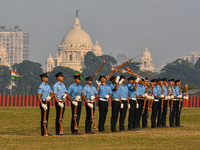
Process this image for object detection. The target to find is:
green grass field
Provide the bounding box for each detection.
[0,107,199,150]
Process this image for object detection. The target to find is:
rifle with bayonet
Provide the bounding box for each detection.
[43,101,48,136]
[59,100,64,134]
[184,84,188,114]
[91,100,98,131]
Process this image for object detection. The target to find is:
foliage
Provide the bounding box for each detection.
[0,65,11,94]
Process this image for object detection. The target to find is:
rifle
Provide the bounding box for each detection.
[178,84,182,114]
[92,53,112,80]
[74,100,78,130]
[106,57,136,80]
[91,100,98,131]
[149,83,155,113]
[59,100,64,134]
[184,84,188,114]
[160,83,164,115]
[169,83,174,117]
[43,101,48,136]
[166,83,170,115]
[142,83,149,115]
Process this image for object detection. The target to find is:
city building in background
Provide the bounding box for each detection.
[140,47,155,72]
[0,43,9,67]
[183,51,200,65]
[46,16,103,72]
[0,26,29,67]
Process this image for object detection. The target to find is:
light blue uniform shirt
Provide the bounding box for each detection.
[83,84,98,100]
[118,84,128,99]
[110,83,120,99]
[68,83,83,100]
[99,83,112,99]
[37,82,52,100]
[150,86,159,99]
[136,84,146,96]
[174,86,182,97]
[163,85,168,96]
[53,82,67,100]
[128,83,137,98]
[169,86,176,95]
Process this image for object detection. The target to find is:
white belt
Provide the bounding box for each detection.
[130,98,136,101]
[121,98,127,100]
[73,99,81,102]
[87,100,94,103]
[100,98,108,101]
[58,99,63,102]
[42,99,47,101]
[154,99,159,102]
[173,99,182,101]
[113,98,120,101]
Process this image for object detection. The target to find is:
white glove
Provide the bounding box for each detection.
[136,103,139,109]
[90,95,95,100]
[120,103,124,109]
[58,102,64,108]
[151,96,154,100]
[171,95,174,99]
[142,93,148,98]
[135,77,140,83]
[41,103,48,110]
[46,95,51,101]
[119,79,124,84]
[72,101,78,106]
[166,96,170,100]
[88,103,93,108]
[177,95,182,98]
[62,94,67,99]
[115,76,120,83]
[160,95,164,98]
[105,95,109,99]
[75,95,81,101]
[128,103,131,109]
[147,95,151,99]
[96,80,101,85]
[184,96,189,100]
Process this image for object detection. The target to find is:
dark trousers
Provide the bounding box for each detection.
[174,100,182,126]
[85,103,95,132]
[111,100,120,131]
[71,101,82,133]
[151,100,159,128]
[136,98,144,128]
[119,100,128,130]
[157,99,162,126]
[161,100,168,126]
[40,101,50,136]
[169,100,176,126]
[98,100,108,131]
[55,101,65,135]
[128,100,137,129]
[142,99,148,128]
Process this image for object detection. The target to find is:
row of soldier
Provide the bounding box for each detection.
[37,72,188,136]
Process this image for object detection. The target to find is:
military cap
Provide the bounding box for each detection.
[55,72,64,77]
[156,78,161,82]
[99,74,106,81]
[168,78,174,82]
[161,78,168,82]
[74,73,81,80]
[110,75,116,81]
[145,77,148,80]
[150,78,157,82]
[174,79,180,84]
[128,76,136,80]
[120,75,126,80]
[39,73,48,78]
[85,76,93,81]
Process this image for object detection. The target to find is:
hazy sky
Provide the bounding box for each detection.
[1,0,200,69]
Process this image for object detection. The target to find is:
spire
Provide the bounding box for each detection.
[95,41,99,46]
[73,10,81,29]
[145,46,148,52]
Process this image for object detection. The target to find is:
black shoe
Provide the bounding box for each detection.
[177,125,184,127]
[170,125,175,127]
[48,133,52,136]
[162,125,169,128]
[71,132,78,135]
[120,129,128,132]
[142,126,149,129]
[85,131,91,134]
[157,125,162,128]
[89,131,95,134]
[111,130,120,132]
[99,130,109,133]
[77,131,83,135]
[151,126,157,128]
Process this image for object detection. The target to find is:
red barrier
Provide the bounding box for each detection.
[19,95,21,106]
[15,95,17,106]
[34,95,36,106]
[197,97,199,107]
[190,96,193,108]
[7,95,10,106]
[3,95,5,106]
[11,95,13,106]
[30,95,33,107]
[26,95,29,106]
[194,96,196,107]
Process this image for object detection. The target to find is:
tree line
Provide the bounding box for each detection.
[0,51,199,95]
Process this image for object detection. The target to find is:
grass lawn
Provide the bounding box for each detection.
[0,107,199,150]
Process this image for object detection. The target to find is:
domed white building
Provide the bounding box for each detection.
[140,47,155,72]
[0,43,9,67]
[46,16,103,72]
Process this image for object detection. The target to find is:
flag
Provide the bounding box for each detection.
[11,70,21,79]
[75,71,84,79]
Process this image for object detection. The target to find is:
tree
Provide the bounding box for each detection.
[0,65,11,94]
[12,60,43,95]
[194,58,200,70]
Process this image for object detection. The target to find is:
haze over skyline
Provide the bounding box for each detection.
[1,0,200,69]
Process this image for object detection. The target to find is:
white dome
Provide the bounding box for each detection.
[0,43,7,54]
[93,41,102,52]
[142,47,151,57]
[61,18,93,47]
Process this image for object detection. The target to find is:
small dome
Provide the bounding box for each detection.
[142,47,151,57]
[61,17,93,47]
[93,41,102,52]
[0,43,7,54]
[47,53,54,62]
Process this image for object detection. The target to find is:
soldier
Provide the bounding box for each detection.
[110,75,121,132]
[118,75,130,131]
[83,76,98,134]
[127,76,139,130]
[174,79,184,127]
[37,73,53,136]
[68,73,84,135]
[96,74,112,133]
[53,72,68,135]
[150,79,160,128]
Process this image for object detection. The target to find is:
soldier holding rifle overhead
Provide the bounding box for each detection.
[96,74,112,133]
[127,76,140,131]
[53,72,68,135]
[68,73,84,135]
[83,76,98,134]
[37,73,53,136]
[110,75,121,132]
